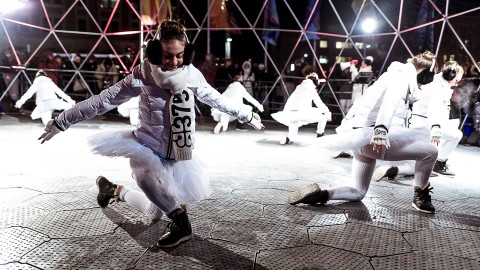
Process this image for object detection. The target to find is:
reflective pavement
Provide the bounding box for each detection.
[1,113,480,269]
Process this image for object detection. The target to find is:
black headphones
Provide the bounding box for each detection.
[145,26,195,66]
[442,62,457,81]
[417,58,436,85]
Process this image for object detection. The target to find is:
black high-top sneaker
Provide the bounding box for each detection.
[288,183,329,205]
[412,185,435,213]
[157,207,193,248]
[96,176,118,208]
[432,160,455,177]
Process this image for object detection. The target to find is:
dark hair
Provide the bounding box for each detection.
[158,20,188,43]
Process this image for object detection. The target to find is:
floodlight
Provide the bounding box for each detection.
[361,18,377,33]
[0,0,28,15]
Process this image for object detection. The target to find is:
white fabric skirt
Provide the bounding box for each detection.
[31,99,73,120]
[271,108,325,127]
[87,130,211,203]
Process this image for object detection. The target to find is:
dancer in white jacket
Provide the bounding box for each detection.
[38,20,264,248]
[211,75,264,133]
[288,51,439,213]
[351,56,374,104]
[271,71,331,145]
[15,70,75,126]
[373,61,464,180]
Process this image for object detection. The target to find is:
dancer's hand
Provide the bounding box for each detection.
[430,125,442,146]
[247,112,264,130]
[38,119,62,144]
[257,104,264,113]
[370,125,390,152]
[14,100,24,109]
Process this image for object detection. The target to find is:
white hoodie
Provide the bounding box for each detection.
[348,61,418,130]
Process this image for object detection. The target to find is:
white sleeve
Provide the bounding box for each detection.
[350,65,359,81]
[18,82,38,104]
[242,89,262,109]
[375,74,407,130]
[426,86,445,127]
[188,65,252,123]
[52,84,73,102]
[311,89,329,113]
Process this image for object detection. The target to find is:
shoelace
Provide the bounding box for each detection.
[162,221,180,235]
[419,186,434,200]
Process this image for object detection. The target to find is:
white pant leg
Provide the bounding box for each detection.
[220,114,231,131]
[41,110,53,126]
[129,155,180,215]
[361,141,437,189]
[316,115,328,134]
[287,124,299,140]
[328,153,376,201]
[438,120,462,161]
[118,185,164,220]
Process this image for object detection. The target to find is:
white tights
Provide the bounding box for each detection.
[115,154,181,219]
[328,141,438,201]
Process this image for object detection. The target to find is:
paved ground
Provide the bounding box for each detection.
[1,112,480,270]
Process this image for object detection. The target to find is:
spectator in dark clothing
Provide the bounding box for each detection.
[215,58,237,91]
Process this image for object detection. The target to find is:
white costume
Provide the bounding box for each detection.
[211,81,263,133]
[271,78,331,142]
[410,73,462,161]
[317,61,437,201]
[117,96,140,126]
[375,72,462,179]
[350,64,373,104]
[15,75,75,125]
[54,61,258,220]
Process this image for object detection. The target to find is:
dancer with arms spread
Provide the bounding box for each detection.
[38,20,264,248]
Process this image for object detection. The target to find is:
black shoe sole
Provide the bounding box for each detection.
[157,234,193,248]
[288,183,320,205]
[411,202,435,214]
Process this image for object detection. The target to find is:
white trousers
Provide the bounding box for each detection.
[328,141,438,201]
[410,117,462,161]
[287,116,328,141]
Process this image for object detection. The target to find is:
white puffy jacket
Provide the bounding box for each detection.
[55,60,253,159]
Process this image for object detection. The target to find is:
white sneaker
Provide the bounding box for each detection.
[213,122,223,134]
[372,165,399,181]
[280,137,290,145]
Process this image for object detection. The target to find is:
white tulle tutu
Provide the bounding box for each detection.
[316,126,430,152]
[31,99,73,120]
[271,108,325,126]
[87,130,211,203]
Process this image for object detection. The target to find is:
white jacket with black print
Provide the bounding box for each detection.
[55,60,253,159]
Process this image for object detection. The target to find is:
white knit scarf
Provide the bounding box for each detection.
[151,65,195,160]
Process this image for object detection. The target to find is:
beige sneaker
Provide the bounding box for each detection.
[213,122,223,134]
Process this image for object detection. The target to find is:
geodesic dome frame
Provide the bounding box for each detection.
[1,0,480,118]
